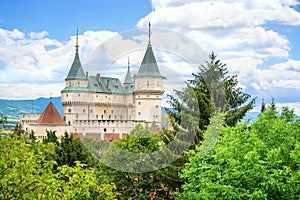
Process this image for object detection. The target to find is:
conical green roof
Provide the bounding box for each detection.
[136,43,163,77]
[66,51,86,80]
[124,66,133,84]
[66,31,86,80]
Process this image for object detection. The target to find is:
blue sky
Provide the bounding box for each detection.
[1,0,300,114]
[0,0,152,40]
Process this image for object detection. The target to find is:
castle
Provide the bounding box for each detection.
[21,24,166,141]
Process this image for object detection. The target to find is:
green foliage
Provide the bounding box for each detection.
[0,116,8,129]
[55,132,96,167]
[82,137,110,160]
[0,135,116,200]
[261,98,266,113]
[168,52,255,144]
[28,130,36,143]
[43,130,59,145]
[95,124,185,199]
[180,107,300,199]
[12,123,25,136]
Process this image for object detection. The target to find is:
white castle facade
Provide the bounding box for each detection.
[21,25,166,141]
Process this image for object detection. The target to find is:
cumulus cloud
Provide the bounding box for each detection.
[136,0,300,112]
[0,28,117,99]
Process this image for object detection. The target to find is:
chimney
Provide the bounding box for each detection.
[96,73,100,84]
[86,71,89,78]
[107,80,110,90]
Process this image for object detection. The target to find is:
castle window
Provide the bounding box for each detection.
[147,81,149,86]
[109,115,111,119]
[68,109,71,113]
[76,114,78,119]
[104,128,107,132]
[101,115,103,119]
[111,110,114,114]
[138,112,141,116]
[83,109,86,113]
[138,102,141,105]
[66,94,68,97]
[69,82,71,86]
[104,110,107,114]
[156,105,159,109]
[96,115,98,119]
[78,94,80,97]
[90,109,93,113]
[78,81,80,85]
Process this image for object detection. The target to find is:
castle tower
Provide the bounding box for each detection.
[123,56,133,90]
[134,22,165,126]
[61,29,89,125]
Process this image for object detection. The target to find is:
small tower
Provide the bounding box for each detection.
[134,22,165,126]
[123,56,133,90]
[61,29,88,125]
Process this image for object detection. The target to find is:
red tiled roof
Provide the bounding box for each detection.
[150,121,159,133]
[36,102,66,124]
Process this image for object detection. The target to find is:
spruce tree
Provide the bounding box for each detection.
[168,52,255,144]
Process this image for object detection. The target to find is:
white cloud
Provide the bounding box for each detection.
[0,28,118,99]
[136,0,300,106]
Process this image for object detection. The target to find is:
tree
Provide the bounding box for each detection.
[0,116,8,130]
[180,107,300,199]
[12,123,24,136]
[168,52,255,144]
[54,132,96,167]
[95,124,183,199]
[43,130,59,145]
[0,135,116,199]
[261,98,266,113]
[28,130,36,143]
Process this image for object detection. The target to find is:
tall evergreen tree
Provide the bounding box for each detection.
[168,52,255,144]
[43,130,59,145]
[0,116,8,130]
[55,132,96,167]
[261,98,266,113]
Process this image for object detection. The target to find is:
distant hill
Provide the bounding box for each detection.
[0,96,259,129]
[0,97,63,127]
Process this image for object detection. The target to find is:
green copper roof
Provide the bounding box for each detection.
[124,66,133,84]
[66,31,86,80]
[136,44,163,77]
[62,75,132,94]
[65,52,86,80]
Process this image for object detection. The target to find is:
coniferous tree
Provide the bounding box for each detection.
[43,130,58,145]
[261,98,266,113]
[271,96,276,110]
[55,132,96,167]
[168,52,255,144]
[29,130,36,143]
[0,116,8,130]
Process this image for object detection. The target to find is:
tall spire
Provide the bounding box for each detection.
[75,27,79,54]
[136,23,165,78]
[128,56,130,69]
[148,22,151,45]
[124,56,133,85]
[65,28,86,80]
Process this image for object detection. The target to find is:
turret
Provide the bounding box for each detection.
[134,22,165,126]
[61,29,89,125]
